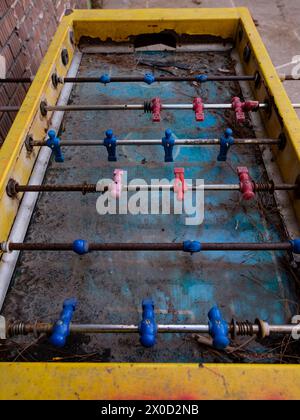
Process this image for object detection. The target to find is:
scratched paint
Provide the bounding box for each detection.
[1,50,298,362]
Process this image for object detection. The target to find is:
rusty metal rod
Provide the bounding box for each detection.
[1,241,294,252]
[65,75,257,83]
[1,103,300,113]
[0,106,20,112]
[1,75,255,84]
[12,182,298,194]
[6,320,300,337]
[31,138,280,147]
[15,184,97,193]
[0,74,299,84]
[0,103,272,113]
[43,103,269,112]
[0,77,33,83]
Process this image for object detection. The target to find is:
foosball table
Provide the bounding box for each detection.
[0,8,300,400]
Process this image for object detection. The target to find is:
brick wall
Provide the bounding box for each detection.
[0,0,87,144]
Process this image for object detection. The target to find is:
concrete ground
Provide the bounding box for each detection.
[94,0,300,113]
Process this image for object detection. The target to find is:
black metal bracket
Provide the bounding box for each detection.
[243,44,252,63]
[6,179,19,198]
[51,72,63,89]
[40,100,48,117]
[278,133,287,151]
[61,49,69,66]
[254,71,262,89]
[295,175,300,200]
[24,135,34,153]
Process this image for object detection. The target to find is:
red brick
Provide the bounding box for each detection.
[20,12,34,40]
[45,17,57,39]
[4,82,16,99]
[55,0,66,21]
[17,19,28,41]
[10,83,26,106]
[30,5,40,24]
[46,0,55,15]
[0,42,14,72]
[30,53,41,74]
[13,0,25,22]
[11,51,28,78]
[33,44,42,61]
[39,36,49,56]
[0,9,17,47]
[32,26,42,46]
[21,0,32,11]
[34,0,43,10]
[0,85,9,106]
[0,112,13,141]
[0,0,81,132]
[0,0,8,18]
[24,37,35,56]
[8,31,22,59]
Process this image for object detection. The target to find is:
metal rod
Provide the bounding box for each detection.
[1,103,300,113]
[13,183,297,193]
[60,76,257,83]
[44,103,270,112]
[15,184,97,193]
[31,138,280,147]
[127,184,242,192]
[4,241,293,252]
[0,77,33,83]
[70,324,211,334]
[59,324,300,335]
[9,322,299,336]
[1,76,255,84]
[0,74,299,84]
[281,75,300,81]
[0,106,20,112]
[23,323,223,334]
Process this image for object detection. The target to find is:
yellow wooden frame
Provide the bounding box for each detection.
[1,363,300,400]
[1,8,300,400]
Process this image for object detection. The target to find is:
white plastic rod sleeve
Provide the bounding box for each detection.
[0,52,83,311]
